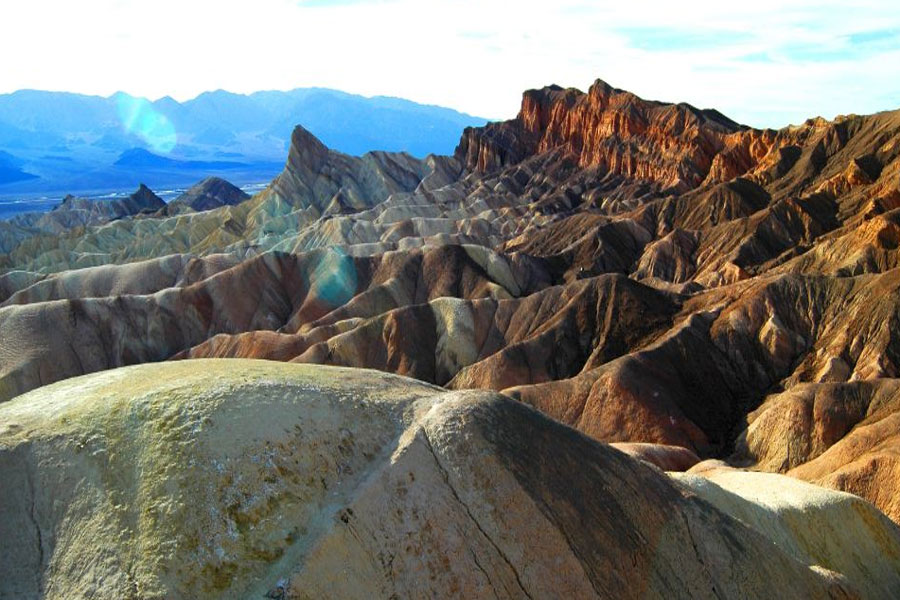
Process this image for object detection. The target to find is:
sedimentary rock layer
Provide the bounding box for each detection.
[3,79,900,532]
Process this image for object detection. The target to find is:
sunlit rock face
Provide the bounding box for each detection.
[4,78,900,543]
[456,80,745,191]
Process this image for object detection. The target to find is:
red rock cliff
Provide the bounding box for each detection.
[457,79,770,192]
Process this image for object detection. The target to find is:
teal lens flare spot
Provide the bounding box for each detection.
[310,247,357,308]
[116,95,178,154]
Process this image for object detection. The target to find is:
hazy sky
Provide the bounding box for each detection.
[1,0,898,127]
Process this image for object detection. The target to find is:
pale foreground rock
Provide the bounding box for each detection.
[673,468,900,600]
[3,360,899,599]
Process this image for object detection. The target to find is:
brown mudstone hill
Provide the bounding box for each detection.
[730,379,900,523]
[0,246,548,401]
[3,77,900,543]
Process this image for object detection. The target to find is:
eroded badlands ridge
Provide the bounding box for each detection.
[2,360,900,599]
[2,79,900,537]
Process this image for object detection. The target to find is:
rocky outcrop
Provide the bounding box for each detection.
[674,467,900,600]
[456,79,746,191]
[3,360,897,599]
[0,184,166,253]
[0,140,479,276]
[39,184,164,230]
[163,177,250,214]
[55,183,163,217]
[728,379,900,524]
[256,125,429,217]
[790,413,900,525]
[0,183,166,263]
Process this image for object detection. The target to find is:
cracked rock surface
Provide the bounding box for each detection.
[2,359,900,599]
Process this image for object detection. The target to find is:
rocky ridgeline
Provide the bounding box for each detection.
[3,79,900,597]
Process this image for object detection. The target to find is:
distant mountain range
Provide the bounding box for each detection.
[0,88,488,198]
[0,150,38,185]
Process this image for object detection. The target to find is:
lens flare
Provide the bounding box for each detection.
[115,94,177,153]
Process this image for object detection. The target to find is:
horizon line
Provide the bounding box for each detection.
[0,85,496,120]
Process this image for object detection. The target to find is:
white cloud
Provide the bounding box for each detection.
[0,0,898,127]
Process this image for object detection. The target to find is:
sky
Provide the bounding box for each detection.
[0,0,898,127]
